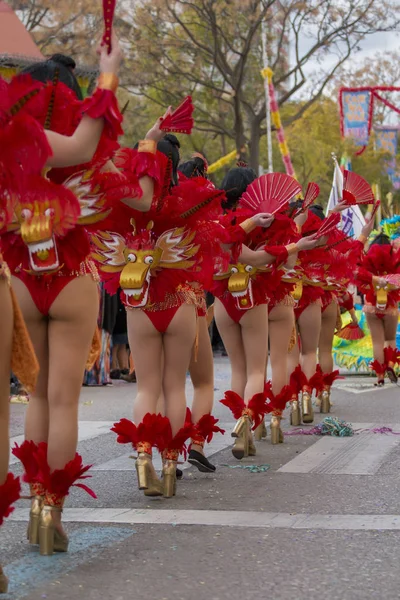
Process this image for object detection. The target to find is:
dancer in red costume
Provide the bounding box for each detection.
[95,133,231,497]
[215,168,319,458]
[7,32,124,556]
[177,156,225,473]
[355,232,400,385]
[0,75,54,590]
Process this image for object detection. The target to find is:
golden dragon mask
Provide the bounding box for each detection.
[92,220,199,309]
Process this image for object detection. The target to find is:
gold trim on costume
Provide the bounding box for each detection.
[138,140,157,155]
[98,73,119,93]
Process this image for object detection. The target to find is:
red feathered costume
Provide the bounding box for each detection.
[0,74,124,316]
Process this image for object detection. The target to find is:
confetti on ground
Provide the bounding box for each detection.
[222,464,270,473]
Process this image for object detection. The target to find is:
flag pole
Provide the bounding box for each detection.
[261,9,273,174]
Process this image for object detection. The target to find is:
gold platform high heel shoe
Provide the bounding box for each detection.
[0,474,21,592]
[162,421,194,498]
[112,414,169,498]
[28,489,44,545]
[254,420,267,441]
[264,385,292,443]
[136,448,163,497]
[162,458,177,498]
[12,441,46,545]
[221,391,270,460]
[301,389,314,423]
[232,415,252,459]
[290,399,301,426]
[34,450,96,556]
[320,389,331,414]
[39,504,69,556]
[270,415,284,445]
[0,565,8,594]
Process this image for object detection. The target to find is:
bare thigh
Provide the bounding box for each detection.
[127,308,163,421]
[11,276,49,442]
[383,314,398,344]
[366,312,385,363]
[189,316,214,388]
[214,298,246,396]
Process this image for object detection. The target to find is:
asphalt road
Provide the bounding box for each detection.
[3,356,400,600]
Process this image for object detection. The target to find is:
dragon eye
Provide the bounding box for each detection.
[245,265,253,273]
[44,208,54,217]
[230,266,238,274]
[21,208,32,220]
[127,253,136,262]
[144,255,154,265]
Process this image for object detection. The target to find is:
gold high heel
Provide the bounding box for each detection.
[27,495,43,545]
[320,389,331,414]
[136,452,163,497]
[162,460,177,498]
[0,565,8,594]
[290,400,301,426]
[301,391,314,423]
[254,420,267,441]
[232,415,255,459]
[39,505,69,556]
[270,415,284,444]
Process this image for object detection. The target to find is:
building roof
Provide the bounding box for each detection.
[0,2,43,58]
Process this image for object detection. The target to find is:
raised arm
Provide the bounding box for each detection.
[45,31,123,168]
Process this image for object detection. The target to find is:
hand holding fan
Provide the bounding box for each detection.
[336,322,365,340]
[342,170,375,206]
[294,182,320,216]
[102,0,116,53]
[382,274,400,289]
[160,96,194,134]
[313,212,341,240]
[239,173,301,215]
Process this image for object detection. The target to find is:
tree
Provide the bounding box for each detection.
[124,0,400,169]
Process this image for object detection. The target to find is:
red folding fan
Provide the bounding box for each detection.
[160,96,194,134]
[102,0,116,53]
[342,170,375,206]
[382,274,400,289]
[239,173,301,215]
[313,212,340,240]
[336,322,365,340]
[294,182,320,216]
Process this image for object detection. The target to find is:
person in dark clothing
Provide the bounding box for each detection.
[111,291,136,382]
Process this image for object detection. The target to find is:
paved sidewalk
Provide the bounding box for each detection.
[3,358,400,600]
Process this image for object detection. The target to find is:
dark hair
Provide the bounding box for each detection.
[370,232,391,246]
[22,54,83,100]
[309,204,325,221]
[179,155,207,179]
[156,134,180,187]
[220,167,257,210]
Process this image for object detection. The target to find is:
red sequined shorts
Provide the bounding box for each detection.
[12,260,99,316]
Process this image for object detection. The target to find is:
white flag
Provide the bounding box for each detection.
[326,156,365,238]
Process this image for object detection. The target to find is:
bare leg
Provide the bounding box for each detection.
[11,277,49,444]
[319,302,337,374]
[127,310,163,423]
[163,304,197,436]
[117,345,130,371]
[269,304,294,393]
[111,345,119,370]
[214,299,246,397]
[298,304,322,380]
[288,323,300,377]
[0,280,13,484]
[47,276,99,471]
[241,305,269,402]
[189,316,214,454]
[383,314,398,347]
[366,313,385,364]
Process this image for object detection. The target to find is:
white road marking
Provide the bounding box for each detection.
[278,423,400,475]
[9,421,115,465]
[8,508,400,531]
